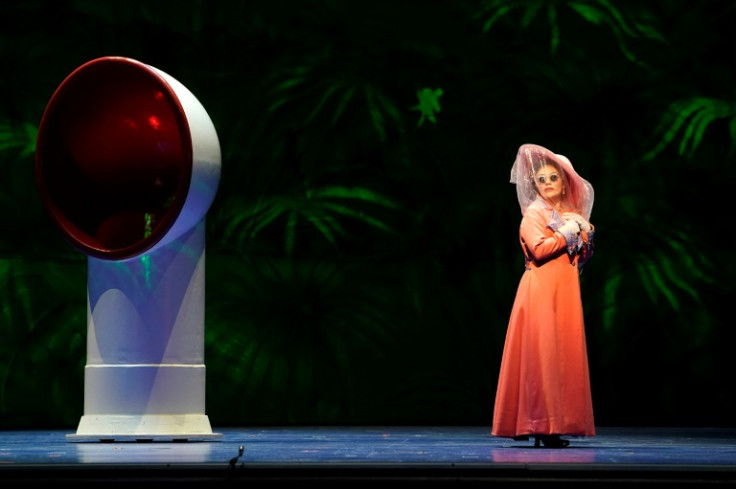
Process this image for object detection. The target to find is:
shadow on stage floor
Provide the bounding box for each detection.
[0,426,734,486]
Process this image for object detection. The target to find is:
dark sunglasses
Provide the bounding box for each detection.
[536,173,560,184]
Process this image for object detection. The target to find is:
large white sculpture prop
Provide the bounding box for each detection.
[35,57,221,441]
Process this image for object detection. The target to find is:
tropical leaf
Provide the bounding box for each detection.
[205,255,403,424]
[267,68,402,143]
[217,184,404,257]
[0,121,36,157]
[594,190,716,335]
[475,0,664,63]
[643,97,736,160]
[568,0,665,63]
[0,258,85,427]
[1,0,734,429]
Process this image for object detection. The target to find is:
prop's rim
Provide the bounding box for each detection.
[35,56,193,260]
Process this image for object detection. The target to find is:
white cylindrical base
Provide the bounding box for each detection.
[83,364,206,414]
[71,220,218,441]
[69,414,220,441]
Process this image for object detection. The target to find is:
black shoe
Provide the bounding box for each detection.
[534,435,569,448]
[513,435,530,441]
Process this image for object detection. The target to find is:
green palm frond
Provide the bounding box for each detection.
[0,121,36,156]
[266,68,312,114]
[600,272,621,332]
[219,184,404,256]
[596,196,715,335]
[598,240,715,343]
[568,0,664,63]
[474,0,537,32]
[305,81,351,124]
[1,258,85,425]
[307,185,401,210]
[475,0,663,62]
[643,97,736,160]
[634,248,706,311]
[205,256,400,423]
[266,65,402,143]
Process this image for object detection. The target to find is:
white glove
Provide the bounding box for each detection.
[563,212,591,232]
[557,219,580,236]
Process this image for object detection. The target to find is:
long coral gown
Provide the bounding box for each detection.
[492,198,595,438]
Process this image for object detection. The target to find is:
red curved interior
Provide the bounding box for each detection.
[35,57,192,260]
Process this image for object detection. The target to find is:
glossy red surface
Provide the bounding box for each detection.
[35,57,192,260]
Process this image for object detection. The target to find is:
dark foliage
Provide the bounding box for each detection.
[1,0,734,429]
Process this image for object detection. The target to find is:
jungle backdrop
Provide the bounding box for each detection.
[1,0,734,429]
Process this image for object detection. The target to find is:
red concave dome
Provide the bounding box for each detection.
[35,57,193,260]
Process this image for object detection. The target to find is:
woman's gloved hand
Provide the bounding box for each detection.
[562,212,591,232]
[557,219,580,236]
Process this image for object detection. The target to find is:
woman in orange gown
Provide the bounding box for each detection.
[492,143,596,448]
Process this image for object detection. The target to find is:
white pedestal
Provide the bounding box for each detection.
[67,220,220,442]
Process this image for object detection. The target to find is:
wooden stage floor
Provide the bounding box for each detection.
[0,426,734,486]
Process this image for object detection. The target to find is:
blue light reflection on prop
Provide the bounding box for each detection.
[84,220,207,415]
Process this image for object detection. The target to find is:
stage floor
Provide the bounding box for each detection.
[1,426,735,485]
